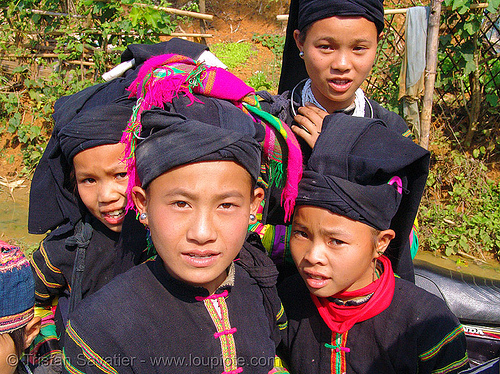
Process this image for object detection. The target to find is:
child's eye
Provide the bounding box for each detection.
[353,45,368,52]
[219,202,234,210]
[328,238,345,246]
[116,172,128,180]
[292,230,308,239]
[173,201,189,208]
[81,178,95,184]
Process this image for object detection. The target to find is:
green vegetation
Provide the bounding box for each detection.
[210,42,255,69]
[420,144,500,258]
[247,33,285,92]
[252,33,285,58]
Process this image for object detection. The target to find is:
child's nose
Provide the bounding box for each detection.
[332,51,351,72]
[98,181,120,203]
[303,243,328,265]
[187,210,217,244]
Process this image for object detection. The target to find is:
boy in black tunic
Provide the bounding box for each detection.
[278,113,469,374]
[61,55,290,374]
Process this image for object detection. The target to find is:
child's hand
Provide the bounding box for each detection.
[292,103,328,149]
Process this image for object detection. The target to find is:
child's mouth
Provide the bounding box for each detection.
[102,209,126,225]
[183,252,220,267]
[329,78,352,93]
[304,271,329,289]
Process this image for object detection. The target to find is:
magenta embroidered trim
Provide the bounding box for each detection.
[222,368,243,374]
[387,176,403,194]
[214,327,237,339]
[195,290,229,301]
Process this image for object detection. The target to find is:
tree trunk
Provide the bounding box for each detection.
[420,0,443,150]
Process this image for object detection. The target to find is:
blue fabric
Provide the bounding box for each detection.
[0,244,34,319]
[405,7,429,88]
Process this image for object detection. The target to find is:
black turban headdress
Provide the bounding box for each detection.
[296,113,429,281]
[279,0,385,93]
[134,109,261,188]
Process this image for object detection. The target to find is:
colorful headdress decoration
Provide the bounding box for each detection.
[121,53,302,221]
[0,241,35,333]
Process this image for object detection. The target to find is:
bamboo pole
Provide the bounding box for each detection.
[134,3,213,21]
[198,0,207,45]
[277,3,488,21]
[420,0,443,150]
[28,9,84,18]
[22,31,213,38]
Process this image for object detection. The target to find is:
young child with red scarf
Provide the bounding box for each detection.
[278,113,470,374]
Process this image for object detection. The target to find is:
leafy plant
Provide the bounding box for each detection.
[437,0,500,152]
[246,70,274,91]
[252,33,285,58]
[419,145,500,258]
[210,42,255,69]
[250,33,285,92]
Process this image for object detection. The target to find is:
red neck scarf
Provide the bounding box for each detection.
[311,255,395,334]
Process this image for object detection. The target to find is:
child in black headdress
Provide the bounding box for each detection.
[28,98,149,367]
[278,113,469,374]
[61,54,292,374]
[274,0,410,149]
[254,0,420,281]
[27,39,217,365]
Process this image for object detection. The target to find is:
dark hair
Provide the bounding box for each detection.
[9,326,26,358]
[297,23,313,44]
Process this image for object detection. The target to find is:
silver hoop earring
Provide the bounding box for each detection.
[250,214,256,221]
[299,51,304,58]
[140,213,147,220]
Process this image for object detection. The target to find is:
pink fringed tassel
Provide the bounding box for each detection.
[281,142,302,222]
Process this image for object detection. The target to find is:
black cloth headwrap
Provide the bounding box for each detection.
[135,109,261,188]
[28,39,208,235]
[296,113,430,280]
[58,101,133,161]
[279,0,384,93]
[121,38,208,67]
[297,171,401,230]
[28,98,134,235]
[298,0,384,33]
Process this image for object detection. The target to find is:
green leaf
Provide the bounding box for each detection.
[464,58,476,75]
[487,0,500,12]
[486,94,498,107]
[128,7,141,27]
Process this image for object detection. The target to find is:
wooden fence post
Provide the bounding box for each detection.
[199,0,207,45]
[420,0,443,150]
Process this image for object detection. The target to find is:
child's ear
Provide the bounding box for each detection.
[24,316,41,349]
[132,186,148,225]
[374,229,395,258]
[249,187,265,224]
[293,29,304,52]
